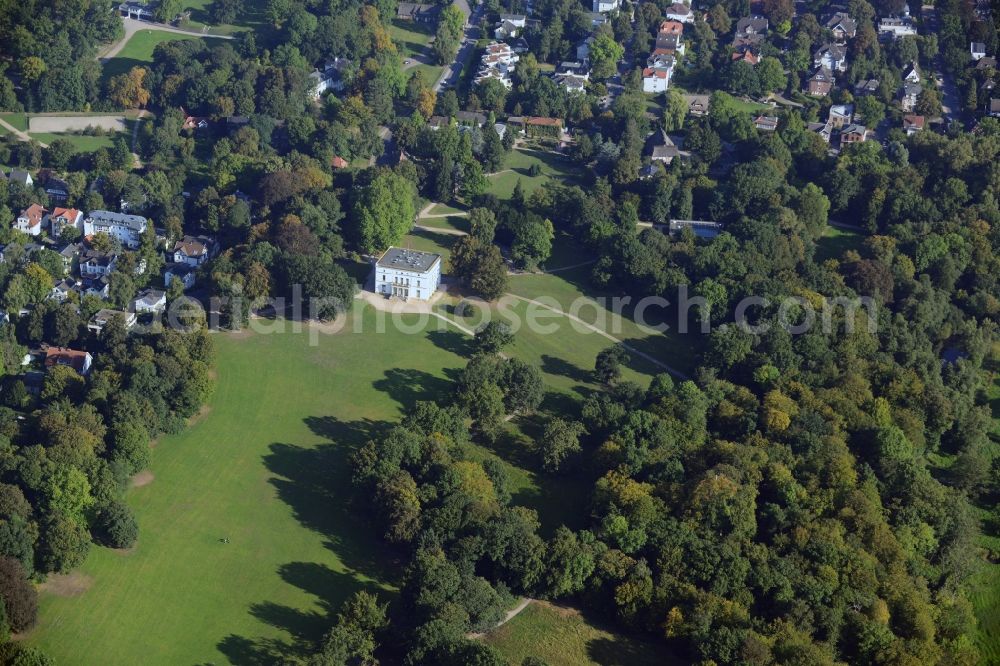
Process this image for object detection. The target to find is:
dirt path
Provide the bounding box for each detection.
[413,224,467,236]
[468,598,534,638]
[100,17,233,61]
[503,293,689,379]
[0,116,44,146]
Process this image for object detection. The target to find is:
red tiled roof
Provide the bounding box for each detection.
[44,347,89,374]
[51,207,81,220]
[19,204,47,229]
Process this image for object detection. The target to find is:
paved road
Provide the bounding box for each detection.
[433,0,483,92]
[100,17,232,61]
[922,5,961,120]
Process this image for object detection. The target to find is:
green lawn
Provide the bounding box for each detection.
[177,0,257,35]
[27,307,469,664]
[103,30,227,82]
[390,19,435,61]
[410,63,446,87]
[26,133,119,152]
[485,601,670,665]
[0,113,28,132]
[400,227,458,263]
[428,202,469,216]
[816,224,864,262]
[417,215,469,234]
[487,148,584,199]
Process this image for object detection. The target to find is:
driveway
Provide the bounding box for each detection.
[28,115,126,133]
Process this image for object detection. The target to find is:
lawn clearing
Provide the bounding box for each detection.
[488,148,584,199]
[102,30,227,82]
[26,133,119,153]
[417,215,469,234]
[484,601,670,665]
[400,227,458,263]
[27,306,469,665]
[0,113,28,132]
[427,202,469,216]
[177,0,257,35]
[816,224,864,262]
[391,19,435,61]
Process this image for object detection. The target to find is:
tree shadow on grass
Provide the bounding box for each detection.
[218,634,302,665]
[427,329,473,358]
[372,368,454,412]
[541,353,593,384]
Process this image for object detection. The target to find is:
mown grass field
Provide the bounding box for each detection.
[0,113,28,132]
[177,0,259,35]
[390,19,435,61]
[487,148,585,198]
[485,601,668,665]
[102,30,226,82]
[27,307,467,664]
[26,133,118,152]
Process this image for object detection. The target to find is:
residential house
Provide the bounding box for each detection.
[648,130,684,164]
[39,173,69,203]
[854,78,880,96]
[82,210,147,248]
[826,12,857,40]
[456,111,489,127]
[655,32,686,57]
[685,94,710,116]
[971,42,987,61]
[171,235,216,266]
[977,56,997,71]
[989,98,1000,117]
[59,243,82,274]
[14,204,47,236]
[828,103,854,128]
[132,289,167,314]
[735,16,769,35]
[753,115,779,132]
[310,69,336,100]
[806,68,834,96]
[180,107,209,130]
[396,2,437,21]
[879,17,917,38]
[807,121,833,143]
[44,347,92,376]
[592,0,620,12]
[902,114,925,134]
[576,35,595,61]
[79,250,118,277]
[555,72,588,93]
[82,276,110,299]
[427,115,450,130]
[899,81,922,112]
[840,124,869,145]
[642,63,673,93]
[49,280,75,303]
[903,63,921,83]
[664,2,694,23]
[331,156,349,169]
[164,263,197,290]
[48,207,83,238]
[659,19,684,36]
[814,43,848,72]
[88,309,137,334]
[9,169,32,188]
[732,47,760,65]
[476,42,519,89]
[375,248,442,300]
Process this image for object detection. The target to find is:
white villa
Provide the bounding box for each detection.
[83,210,147,249]
[375,248,442,300]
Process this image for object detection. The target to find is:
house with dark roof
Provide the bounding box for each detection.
[971,42,987,61]
[825,12,857,40]
[840,124,869,145]
[814,43,848,72]
[735,16,768,35]
[396,2,437,21]
[806,68,834,96]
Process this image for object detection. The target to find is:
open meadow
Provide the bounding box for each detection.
[26,264,689,663]
[102,30,227,82]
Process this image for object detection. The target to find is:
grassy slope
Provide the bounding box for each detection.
[487,148,584,199]
[485,601,668,666]
[390,19,435,61]
[103,30,226,82]
[26,134,118,152]
[27,307,466,664]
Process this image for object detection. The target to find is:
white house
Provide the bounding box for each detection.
[828,103,854,128]
[879,17,917,38]
[118,1,156,20]
[592,0,620,12]
[47,207,83,238]
[79,250,118,277]
[88,309,137,334]
[814,43,848,72]
[171,235,215,266]
[164,263,197,291]
[374,248,442,301]
[9,169,32,188]
[14,204,47,236]
[971,42,987,61]
[664,2,694,23]
[49,280,75,303]
[83,210,147,249]
[903,63,921,83]
[642,55,674,93]
[132,289,167,313]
